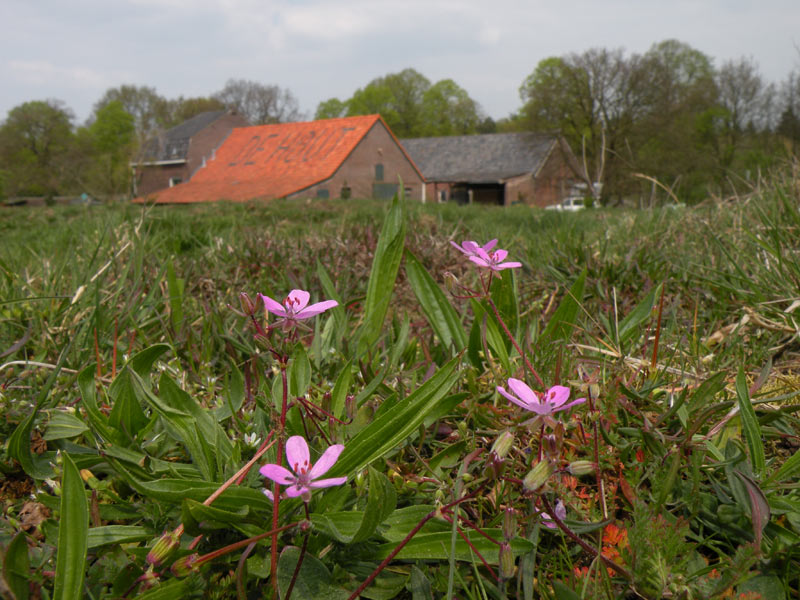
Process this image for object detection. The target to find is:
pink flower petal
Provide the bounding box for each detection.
[309,476,348,489]
[263,489,275,501]
[494,261,522,270]
[260,294,287,317]
[284,484,311,498]
[286,289,311,312]
[545,386,571,407]
[554,397,586,412]
[259,464,296,485]
[285,436,311,475]
[481,239,498,253]
[497,386,533,411]
[468,255,491,268]
[506,378,538,406]
[295,299,339,320]
[308,444,345,479]
[492,249,509,262]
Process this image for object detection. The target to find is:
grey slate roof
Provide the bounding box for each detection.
[142,111,227,162]
[401,132,558,183]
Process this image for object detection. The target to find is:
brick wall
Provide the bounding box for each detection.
[289,121,425,201]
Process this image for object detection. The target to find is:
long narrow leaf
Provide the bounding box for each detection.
[736,368,766,478]
[359,192,406,349]
[54,453,88,600]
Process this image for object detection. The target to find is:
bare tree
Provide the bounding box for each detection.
[214,79,302,124]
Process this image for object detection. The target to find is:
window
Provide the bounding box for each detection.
[169,177,182,187]
[340,184,352,199]
[439,189,448,203]
[374,163,384,181]
[316,188,330,199]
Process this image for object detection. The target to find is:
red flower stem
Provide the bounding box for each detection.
[439,512,498,581]
[441,509,502,547]
[196,522,300,567]
[539,497,631,580]
[347,489,484,600]
[484,295,544,389]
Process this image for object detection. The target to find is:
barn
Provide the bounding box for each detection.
[132,110,249,196]
[134,114,424,203]
[401,132,581,207]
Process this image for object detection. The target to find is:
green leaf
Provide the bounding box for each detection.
[380,505,451,542]
[3,532,30,600]
[737,574,786,600]
[54,453,88,600]
[77,364,116,442]
[359,191,406,349]
[404,249,467,351]
[552,580,581,600]
[87,525,151,549]
[375,530,533,563]
[736,368,765,478]
[490,268,519,340]
[617,282,662,346]
[539,268,586,345]
[311,466,396,543]
[277,546,349,600]
[8,340,73,479]
[134,579,193,600]
[409,566,433,600]
[330,359,353,420]
[734,470,770,547]
[770,445,800,483]
[326,355,460,478]
[166,261,185,330]
[180,498,251,535]
[289,343,311,397]
[43,411,89,440]
[107,366,150,440]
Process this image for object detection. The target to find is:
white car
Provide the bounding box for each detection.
[546,196,587,212]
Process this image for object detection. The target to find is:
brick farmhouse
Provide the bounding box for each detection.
[134,114,424,203]
[401,132,582,207]
[132,110,249,197]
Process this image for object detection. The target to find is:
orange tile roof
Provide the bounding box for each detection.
[134,114,392,204]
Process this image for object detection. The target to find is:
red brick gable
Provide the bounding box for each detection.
[135,114,404,203]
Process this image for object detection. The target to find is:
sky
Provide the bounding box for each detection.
[1,0,799,126]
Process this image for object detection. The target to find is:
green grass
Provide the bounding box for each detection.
[1,177,800,599]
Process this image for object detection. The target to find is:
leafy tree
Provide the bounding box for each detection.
[80,100,135,197]
[342,68,484,138]
[214,79,301,124]
[419,79,483,136]
[167,96,227,127]
[0,99,77,197]
[314,98,348,120]
[93,85,170,150]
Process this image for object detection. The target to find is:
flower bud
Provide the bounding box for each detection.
[523,460,553,492]
[443,271,458,293]
[499,542,516,579]
[140,567,159,590]
[171,553,200,577]
[568,460,595,477]
[146,530,181,567]
[502,507,516,541]
[239,292,257,317]
[541,434,559,459]
[490,430,515,460]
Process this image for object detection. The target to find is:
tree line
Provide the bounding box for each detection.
[1,39,798,203]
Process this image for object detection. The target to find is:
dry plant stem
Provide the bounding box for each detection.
[651,284,666,371]
[484,294,544,389]
[347,488,485,600]
[540,497,631,580]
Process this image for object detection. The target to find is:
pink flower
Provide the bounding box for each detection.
[497,379,585,416]
[471,247,522,271]
[259,289,338,329]
[450,239,498,258]
[540,500,566,529]
[260,436,346,502]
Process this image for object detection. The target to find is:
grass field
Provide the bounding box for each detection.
[1,175,800,599]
